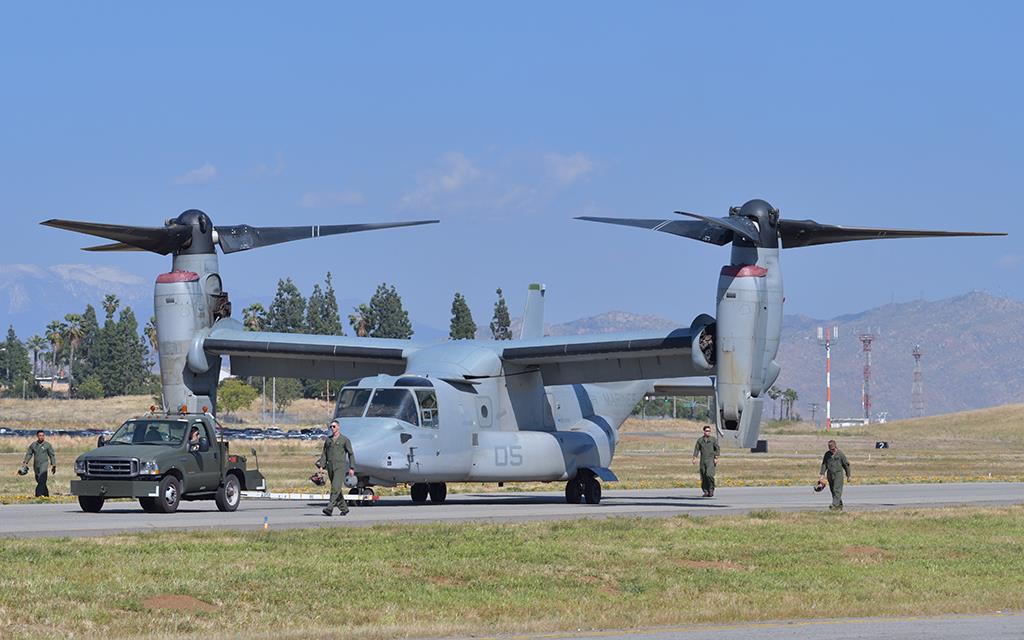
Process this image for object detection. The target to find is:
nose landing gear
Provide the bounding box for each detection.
[410,482,447,504]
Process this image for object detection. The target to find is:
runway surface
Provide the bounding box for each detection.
[1,481,1020,538]
[485,612,1024,640]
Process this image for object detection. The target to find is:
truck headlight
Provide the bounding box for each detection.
[139,460,160,475]
[74,459,86,474]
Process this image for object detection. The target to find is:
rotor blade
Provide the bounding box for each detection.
[778,218,1008,248]
[674,211,760,245]
[82,242,146,252]
[575,216,734,246]
[215,220,440,254]
[41,219,192,255]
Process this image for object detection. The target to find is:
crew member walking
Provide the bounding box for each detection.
[692,425,720,497]
[23,430,56,497]
[318,420,355,517]
[819,439,851,511]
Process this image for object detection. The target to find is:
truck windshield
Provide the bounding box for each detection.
[107,420,188,446]
[364,388,419,425]
[335,388,372,418]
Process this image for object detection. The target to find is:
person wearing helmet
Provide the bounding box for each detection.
[22,430,56,497]
[819,440,851,511]
[317,420,355,516]
[692,425,720,497]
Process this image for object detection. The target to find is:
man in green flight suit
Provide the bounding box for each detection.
[317,419,355,517]
[819,439,851,511]
[692,425,720,497]
[23,430,56,497]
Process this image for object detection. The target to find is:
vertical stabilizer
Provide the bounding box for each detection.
[520,283,546,339]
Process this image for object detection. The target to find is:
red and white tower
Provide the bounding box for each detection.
[911,345,924,417]
[817,325,839,430]
[858,332,875,422]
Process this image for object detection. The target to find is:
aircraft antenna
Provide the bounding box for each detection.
[911,345,924,417]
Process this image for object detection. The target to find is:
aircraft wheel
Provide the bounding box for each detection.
[78,495,105,513]
[428,482,447,504]
[410,482,429,504]
[582,475,602,505]
[565,477,584,504]
[361,487,375,506]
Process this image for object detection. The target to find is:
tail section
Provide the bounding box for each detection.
[520,283,546,339]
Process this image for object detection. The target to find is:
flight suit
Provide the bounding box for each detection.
[819,449,851,510]
[23,440,56,497]
[318,433,354,514]
[693,435,720,496]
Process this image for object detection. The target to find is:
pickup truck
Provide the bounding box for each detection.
[71,412,266,513]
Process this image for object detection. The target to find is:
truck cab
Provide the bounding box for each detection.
[71,412,265,513]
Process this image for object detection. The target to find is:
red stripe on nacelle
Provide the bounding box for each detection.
[156,270,200,283]
[720,264,768,278]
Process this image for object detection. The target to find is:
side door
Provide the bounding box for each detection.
[190,418,221,492]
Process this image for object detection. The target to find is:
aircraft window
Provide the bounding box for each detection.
[416,390,439,428]
[365,388,420,426]
[396,376,433,388]
[335,388,372,418]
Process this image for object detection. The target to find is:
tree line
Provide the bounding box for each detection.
[1,295,152,399]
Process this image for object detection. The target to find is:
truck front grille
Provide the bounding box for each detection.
[86,458,139,478]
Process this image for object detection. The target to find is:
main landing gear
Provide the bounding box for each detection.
[565,470,602,505]
[410,482,447,504]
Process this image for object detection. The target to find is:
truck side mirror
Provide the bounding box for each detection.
[199,437,210,452]
[97,435,106,447]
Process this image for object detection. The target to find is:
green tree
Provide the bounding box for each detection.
[144,316,159,355]
[266,278,306,334]
[77,375,104,400]
[307,272,344,336]
[75,304,101,381]
[273,377,303,412]
[767,386,782,420]
[782,388,798,420]
[45,320,67,370]
[352,283,413,339]
[489,288,512,340]
[102,294,120,319]
[26,335,47,377]
[449,292,476,339]
[64,313,85,381]
[218,378,258,415]
[1,326,32,392]
[95,301,151,396]
[243,303,268,331]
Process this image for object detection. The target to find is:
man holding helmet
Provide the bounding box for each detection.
[22,430,56,497]
[317,419,355,516]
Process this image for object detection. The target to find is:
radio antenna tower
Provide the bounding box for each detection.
[858,332,875,422]
[817,325,839,429]
[911,344,924,417]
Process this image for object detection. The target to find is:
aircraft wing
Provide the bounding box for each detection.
[202,320,411,380]
[500,318,713,385]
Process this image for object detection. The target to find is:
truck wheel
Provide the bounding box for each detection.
[155,475,181,513]
[215,474,241,512]
[428,482,447,504]
[78,495,105,513]
[139,497,159,512]
[410,482,429,504]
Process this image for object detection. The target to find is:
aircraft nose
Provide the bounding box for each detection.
[339,418,412,475]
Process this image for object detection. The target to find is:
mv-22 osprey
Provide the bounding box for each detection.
[44,200,1003,504]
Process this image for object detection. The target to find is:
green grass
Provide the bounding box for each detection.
[0,507,1022,640]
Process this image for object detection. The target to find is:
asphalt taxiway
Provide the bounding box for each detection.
[0,481,1020,538]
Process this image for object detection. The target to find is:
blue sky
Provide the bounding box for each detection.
[1,2,1020,333]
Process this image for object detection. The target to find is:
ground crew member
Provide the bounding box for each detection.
[22,430,56,497]
[317,419,354,516]
[819,439,851,511]
[692,425,720,497]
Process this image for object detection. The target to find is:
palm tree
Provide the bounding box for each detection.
[783,388,798,420]
[64,313,85,381]
[45,320,67,372]
[144,316,159,354]
[767,386,782,420]
[102,294,120,319]
[26,335,47,377]
[348,304,371,338]
[242,303,267,332]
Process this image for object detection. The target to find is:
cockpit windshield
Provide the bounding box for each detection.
[335,388,372,418]
[107,420,187,446]
[365,388,420,425]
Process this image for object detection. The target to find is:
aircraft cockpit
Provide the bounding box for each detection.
[334,376,439,428]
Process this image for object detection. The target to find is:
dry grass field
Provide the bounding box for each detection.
[1,396,1022,502]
